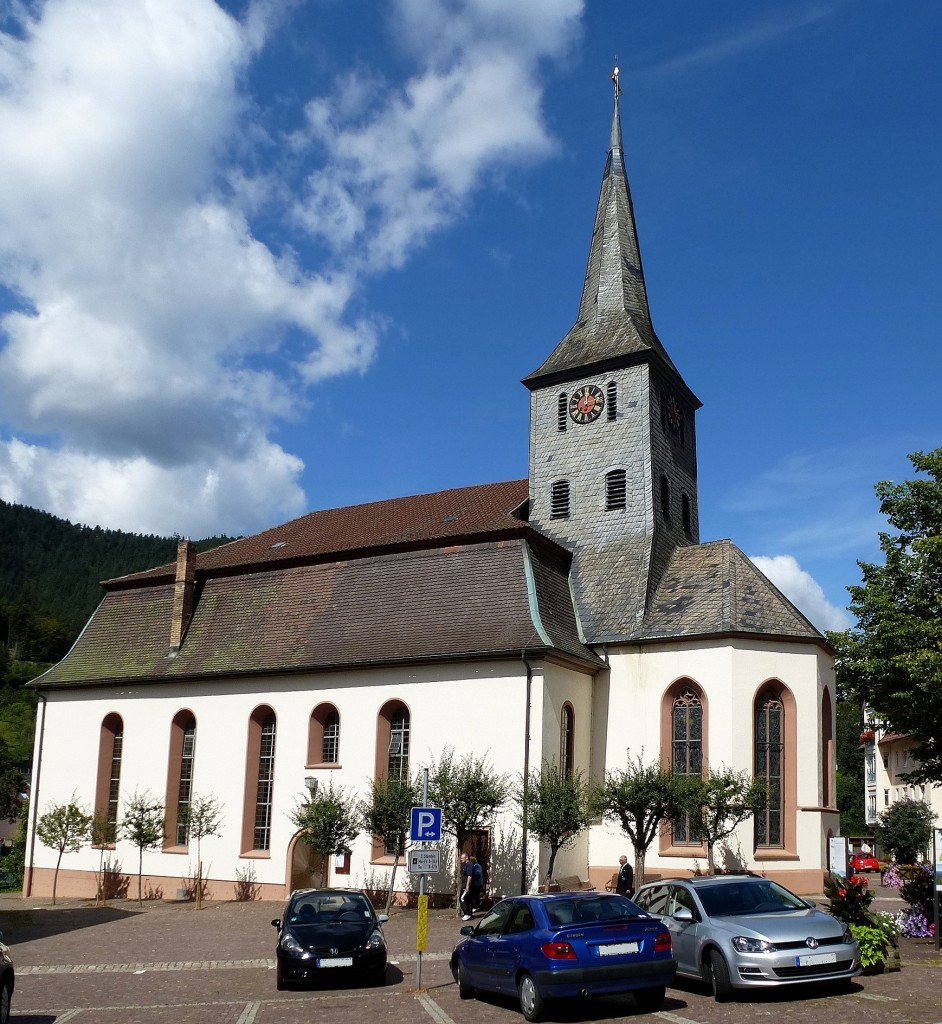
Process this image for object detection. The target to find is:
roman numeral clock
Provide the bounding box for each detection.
[569,384,604,425]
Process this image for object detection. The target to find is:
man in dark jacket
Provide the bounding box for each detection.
[616,854,634,898]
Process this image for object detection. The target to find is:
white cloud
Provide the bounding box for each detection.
[750,554,851,632]
[0,0,583,535]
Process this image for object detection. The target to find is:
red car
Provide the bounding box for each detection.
[849,853,880,872]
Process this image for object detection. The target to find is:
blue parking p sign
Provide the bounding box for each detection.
[410,806,442,842]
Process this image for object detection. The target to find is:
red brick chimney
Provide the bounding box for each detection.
[169,539,197,651]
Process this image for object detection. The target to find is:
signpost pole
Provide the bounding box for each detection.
[416,768,429,989]
[933,827,941,952]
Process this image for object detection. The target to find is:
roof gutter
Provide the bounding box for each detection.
[520,654,533,896]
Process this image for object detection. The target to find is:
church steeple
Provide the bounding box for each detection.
[524,68,702,643]
[523,67,686,391]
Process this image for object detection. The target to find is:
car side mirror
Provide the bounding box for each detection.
[460,925,475,936]
[378,914,389,923]
[673,907,694,922]
[271,919,281,929]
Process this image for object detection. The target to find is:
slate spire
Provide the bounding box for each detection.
[523,66,687,390]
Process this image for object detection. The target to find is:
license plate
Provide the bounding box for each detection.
[317,957,354,968]
[598,942,639,956]
[796,952,836,966]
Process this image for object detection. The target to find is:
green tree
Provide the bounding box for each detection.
[423,747,510,912]
[290,781,359,888]
[180,793,224,910]
[831,449,942,783]
[36,796,93,904]
[358,775,418,914]
[682,766,767,875]
[835,698,867,836]
[119,791,165,905]
[593,753,689,886]
[876,798,936,863]
[515,761,593,890]
[91,810,117,905]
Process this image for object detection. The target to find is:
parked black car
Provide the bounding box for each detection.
[0,931,13,1024]
[272,889,388,989]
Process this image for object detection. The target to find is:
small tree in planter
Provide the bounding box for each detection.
[358,775,417,914]
[119,791,165,906]
[180,794,224,910]
[290,781,359,887]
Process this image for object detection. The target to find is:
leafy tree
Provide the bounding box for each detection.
[593,753,689,886]
[179,794,224,910]
[119,791,165,905]
[682,766,767,875]
[835,699,867,836]
[290,780,359,887]
[515,761,593,889]
[831,449,942,783]
[423,747,510,912]
[876,798,936,863]
[358,775,418,914]
[91,810,117,905]
[36,795,93,904]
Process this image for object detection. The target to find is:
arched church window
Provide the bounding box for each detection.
[560,703,575,779]
[551,480,570,519]
[95,713,124,838]
[241,706,276,853]
[557,393,567,432]
[308,703,341,765]
[606,381,617,420]
[755,690,784,847]
[671,686,703,844]
[605,469,627,510]
[165,710,196,848]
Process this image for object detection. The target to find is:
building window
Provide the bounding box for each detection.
[557,393,567,431]
[681,494,692,537]
[94,714,124,839]
[242,706,276,854]
[884,789,889,806]
[606,381,617,420]
[374,701,412,859]
[560,704,575,779]
[755,692,784,847]
[820,690,834,808]
[867,793,876,821]
[308,704,341,766]
[605,469,627,510]
[671,687,703,844]
[551,480,570,519]
[164,710,196,848]
[388,707,410,781]
[659,475,671,522]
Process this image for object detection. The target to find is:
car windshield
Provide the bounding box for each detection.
[697,880,808,917]
[545,895,641,927]
[288,893,373,926]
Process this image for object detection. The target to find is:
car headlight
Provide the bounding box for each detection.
[364,929,386,950]
[731,936,776,953]
[280,932,304,955]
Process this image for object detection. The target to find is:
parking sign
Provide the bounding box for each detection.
[410,806,442,842]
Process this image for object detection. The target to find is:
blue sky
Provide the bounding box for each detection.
[0,0,938,632]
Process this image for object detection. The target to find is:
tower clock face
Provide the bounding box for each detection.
[666,394,682,432]
[569,384,605,425]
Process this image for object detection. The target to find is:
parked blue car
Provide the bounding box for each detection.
[450,891,676,1021]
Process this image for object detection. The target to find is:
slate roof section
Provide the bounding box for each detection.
[638,540,825,643]
[522,91,698,406]
[106,479,532,586]
[36,537,604,690]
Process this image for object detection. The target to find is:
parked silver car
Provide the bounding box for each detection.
[632,875,860,1000]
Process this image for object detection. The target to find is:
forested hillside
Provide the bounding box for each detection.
[0,498,234,762]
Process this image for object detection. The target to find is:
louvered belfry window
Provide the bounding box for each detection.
[550,480,570,519]
[606,381,617,420]
[606,469,627,510]
[557,393,568,431]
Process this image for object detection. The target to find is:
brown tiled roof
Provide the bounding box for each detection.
[638,540,825,643]
[36,538,603,689]
[106,479,531,586]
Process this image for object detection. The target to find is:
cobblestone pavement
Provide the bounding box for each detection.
[2,885,939,1024]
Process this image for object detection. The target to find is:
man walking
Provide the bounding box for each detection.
[616,854,634,898]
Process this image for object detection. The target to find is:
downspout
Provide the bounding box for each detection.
[25,692,47,898]
[520,654,532,895]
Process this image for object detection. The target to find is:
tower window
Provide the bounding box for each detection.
[551,480,570,519]
[557,393,567,432]
[605,469,627,510]
[660,476,671,522]
[606,381,617,421]
[682,493,692,537]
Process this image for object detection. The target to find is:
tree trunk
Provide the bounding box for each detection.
[53,849,63,905]
[706,843,716,875]
[546,844,561,892]
[138,849,143,906]
[385,849,400,916]
[634,852,645,890]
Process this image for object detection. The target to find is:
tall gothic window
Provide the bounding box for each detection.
[755,691,784,847]
[560,704,575,779]
[95,714,124,838]
[672,688,703,844]
[387,707,410,781]
[308,703,341,765]
[242,706,276,853]
[165,710,197,848]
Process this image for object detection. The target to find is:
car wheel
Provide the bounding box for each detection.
[706,949,734,1002]
[518,972,546,1022]
[633,985,666,1011]
[453,959,474,999]
[0,977,10,1024]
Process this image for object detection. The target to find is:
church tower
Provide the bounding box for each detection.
[523,70,702,643]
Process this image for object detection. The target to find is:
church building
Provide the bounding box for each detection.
[25,76,838,901]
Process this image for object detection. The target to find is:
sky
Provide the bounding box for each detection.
[0,0,938,633]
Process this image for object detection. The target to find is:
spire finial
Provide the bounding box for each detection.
[612,63,622,99]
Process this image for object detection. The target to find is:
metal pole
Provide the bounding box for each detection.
[416,768,429,988]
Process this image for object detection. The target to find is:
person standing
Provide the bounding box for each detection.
[460,852,474,919]
[616,855,634,898]
[468,855,484,916]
